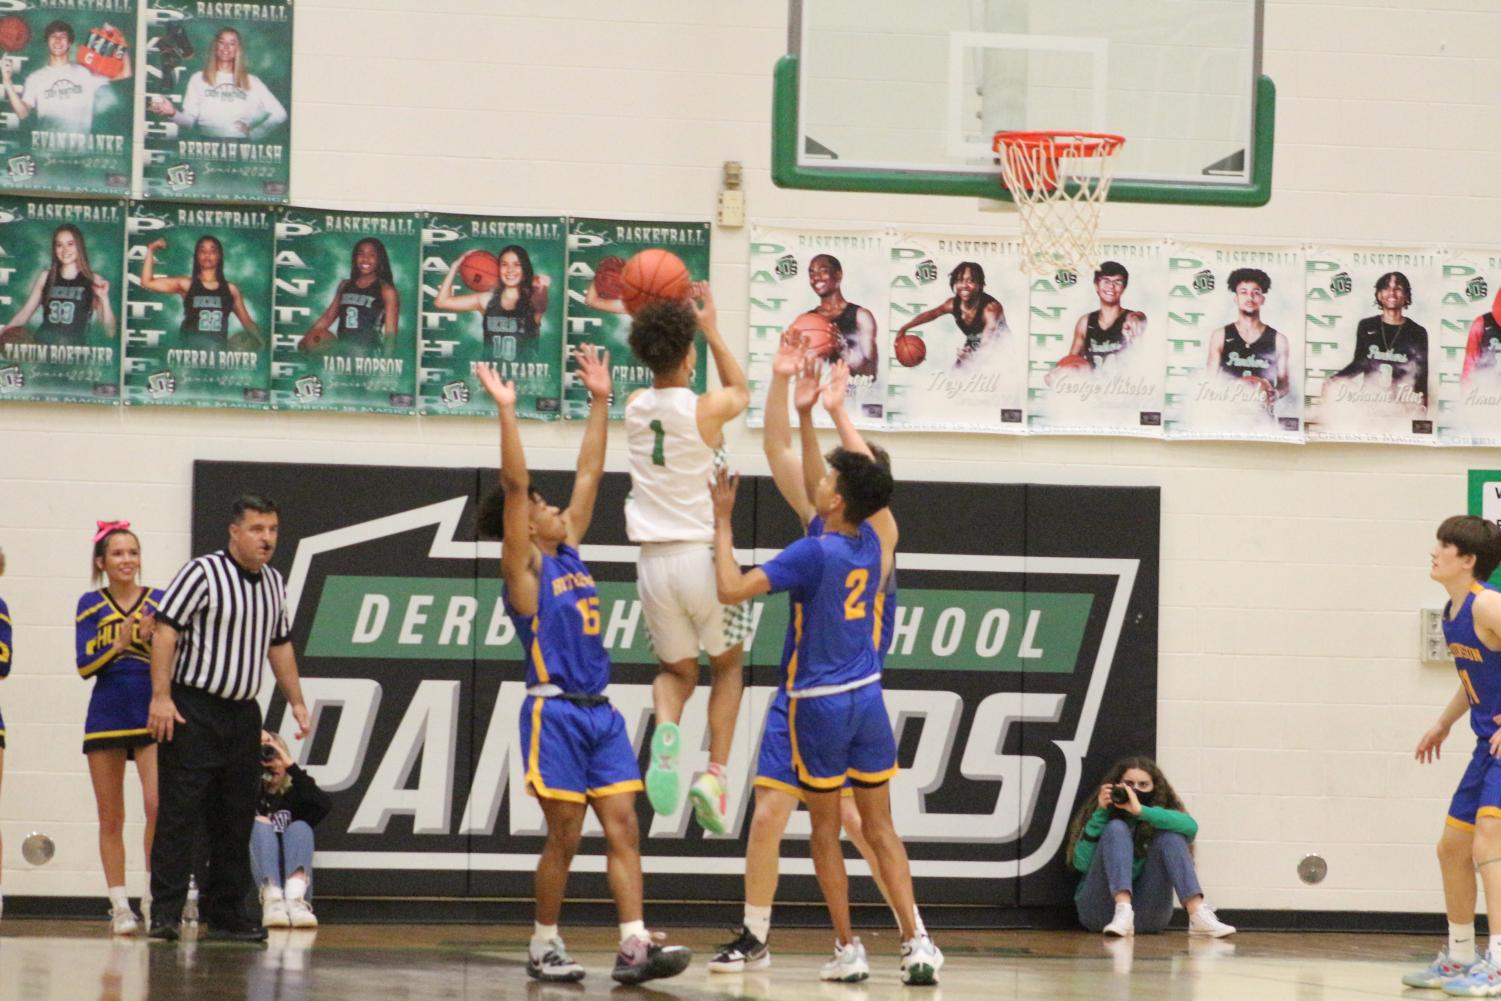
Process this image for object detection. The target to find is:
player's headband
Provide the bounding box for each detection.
[93,520,131,543]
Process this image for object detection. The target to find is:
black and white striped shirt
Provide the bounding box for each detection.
[155,550,291,701]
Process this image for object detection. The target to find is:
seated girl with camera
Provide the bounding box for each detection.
[254,732,331,928]
[1065,756,1234,938]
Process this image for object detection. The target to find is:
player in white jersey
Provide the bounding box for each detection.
[2,20,131,135]
[624,283,749,833]
[147,28,287,140]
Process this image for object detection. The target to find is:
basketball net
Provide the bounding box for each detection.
[993,131,1124,277]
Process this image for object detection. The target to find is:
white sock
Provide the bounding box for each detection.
[620,919,647,945]
[914,905,927,937]
[744,904,771,942]
[262,882,284,901]
[108,885,130,910]
[532,921,559,946]
[285,874,308,902]
[1449,923,1476,963]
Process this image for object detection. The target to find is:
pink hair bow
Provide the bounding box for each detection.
[93,520,131,543]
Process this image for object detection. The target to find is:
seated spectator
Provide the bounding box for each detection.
[253,732,330,929]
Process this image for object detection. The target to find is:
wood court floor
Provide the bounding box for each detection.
[0,920,1452,1001]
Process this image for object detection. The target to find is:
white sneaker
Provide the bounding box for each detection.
[528,937,586,983]
[286,898,318,929]
[820,938,869,983]
[261,896,291,929]
[1103,904,1135,937]
[110,905,139,936]
[1188,904,1235,938]
[901,934,942,986]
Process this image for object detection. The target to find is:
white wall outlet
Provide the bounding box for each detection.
[1421,608,1449,664]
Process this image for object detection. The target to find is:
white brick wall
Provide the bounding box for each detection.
[0,0,1497,912]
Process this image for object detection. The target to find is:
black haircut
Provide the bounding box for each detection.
[43,20,74,43]
[476,485,544,540]
[1375,271,1413,308]
[868,443,891,472]
[1227,267,1271,294]
[810,253,843,276]
[231,494,278,523]
[1438,515,1501,582]
[628,299,697,376]
[1094,261,1129,286]
[825,448,894,524]
[948,261,985,290]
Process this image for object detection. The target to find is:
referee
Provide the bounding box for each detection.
[147,494,311,941]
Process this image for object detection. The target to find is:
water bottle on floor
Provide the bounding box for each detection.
[183,875,199,925]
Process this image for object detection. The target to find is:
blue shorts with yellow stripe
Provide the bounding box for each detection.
[755,690,853,800]
[788,681,898,793]
[1448,739,1501,830]
[521,694,643,803]
[0,705,6,749]
[84,667,153,755]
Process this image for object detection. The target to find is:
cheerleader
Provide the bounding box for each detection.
[76,522,162,935]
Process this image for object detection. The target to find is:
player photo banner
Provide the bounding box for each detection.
[884,234,1030,433]
[271,210,419,414]
[1027,242,1169,437]
[1304,246,1442,445]
[562,217,710,420]
[141,0,292,203]
[122,201,273,408]
[746,226,888,430]
[0,1,136,194]
[0,195,124,404]
[1162,244,1306,443]
[1435,252,1501,446]
[418,214,565,420]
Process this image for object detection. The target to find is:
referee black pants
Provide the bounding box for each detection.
[150,684,263,927]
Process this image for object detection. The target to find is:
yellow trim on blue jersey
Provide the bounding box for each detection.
[529,616,551,685]
[524,697,585,804]
[848,763,899,785]
[1479,807,1501,822]
[587,779,644,799]
[84,727,152,741]
[76,600,110,622]
[787,699,845,790]
[0,640,9,665]
[0,610,11,624]
[784,602,803,693]
[871,590,886,651]
[78,648,120,679]
[1449,815,1478,832]
[753,776,805,801]
[1473,583,1487,596]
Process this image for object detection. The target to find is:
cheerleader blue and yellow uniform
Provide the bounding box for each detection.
[753,516,897,801]
[761,521,898,792]
[1443,582,1501,831]
[76,588,162,755]
[505,544,642,804]
[0,595,12,749]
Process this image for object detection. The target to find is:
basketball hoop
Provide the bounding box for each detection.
[992,131,1124,276]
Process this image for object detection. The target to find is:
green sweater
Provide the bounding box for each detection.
[1071,806,1199,879]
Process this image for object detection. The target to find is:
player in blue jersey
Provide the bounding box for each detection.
[1407,515,1501,995]
[474,352,690,987]
[77,521,163,935]
[0,545,10,921]
[711,360,940,986]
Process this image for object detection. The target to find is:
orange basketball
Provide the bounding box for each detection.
[459,250,501,293]
[0,16,30,54]
[0,324,33,344]
[299,328,336,353]
[893,334,926,368]
[620,249,691,316]
[1054,354,1092,372]
[785,312,838,359]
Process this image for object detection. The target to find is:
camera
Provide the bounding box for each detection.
[1110,785,1130,805]
[259,744,279,764]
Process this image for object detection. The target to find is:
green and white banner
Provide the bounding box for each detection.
[418,214,566,419]
[0,1,136,195]
[563,218,710,420]
[122,201,273,408]
[141,0,292,202]
[271,210,418,414]
[1437,253,1501,446]
[0,195,124,403]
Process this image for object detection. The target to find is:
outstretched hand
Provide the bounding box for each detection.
[475,363,516,408]
[795,357,823,412]
[820,359,850,413]
[1415,720,1451,763]
[692,281,718,331]
[709,466,739,522]
[772,333,803,378]
[573,343,612,400]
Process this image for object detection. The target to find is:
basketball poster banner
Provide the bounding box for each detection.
[1304,246,1441,444]
[0,2,136,195]
[746,226,889,429]
[418,213,565,420]
[884,233,1029,433]
[1436,252,1501,446]
[141,0,292,203]
[562,217,710,420]
[0,195,123,404]
[1026,242,1168,437]
[122,201,273,408]
[1162,244,1306,443]
[271,210,418,414]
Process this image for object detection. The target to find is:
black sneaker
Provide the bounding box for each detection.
[611,935,691,985]
[202,920,269,943]
[708,925,770,973]
[147,922,180,942]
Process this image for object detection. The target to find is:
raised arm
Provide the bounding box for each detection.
[562,344,612,546]
[711,468,772,604]
[1,60,28,120]
[798,359,825,505]
[139,239,188,295]
[432,256,486,313]
[477,365,539,615]
[764,335,815,525]
[693,282,750,439]
[822,361,898,561]
[91,273,116,337]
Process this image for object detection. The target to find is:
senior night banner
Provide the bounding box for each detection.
[562,217,709,420]
[1437,252,1501,446]
[418,214,565,420]
[122,201,273,408]
[0,196,124,404]
[1163,245,1306,442]
[141,0,292,203]
[1027,242,1168,437]
[885,234,1029,432]
[1304,247,1441,444]
[747,227,888,429]
[271,210,419,414]
[0,1,135,195]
